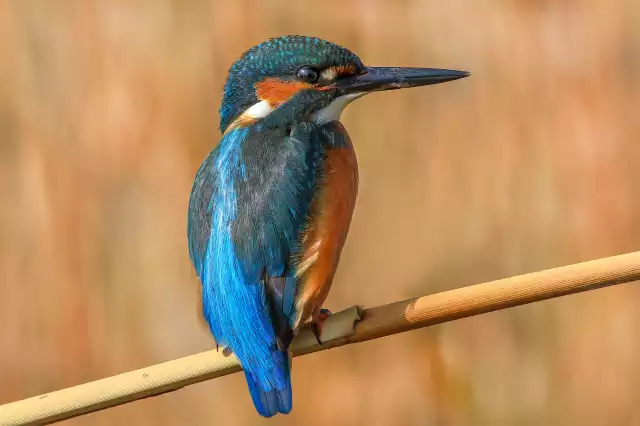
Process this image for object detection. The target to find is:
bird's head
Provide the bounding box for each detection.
[219,35,468,133]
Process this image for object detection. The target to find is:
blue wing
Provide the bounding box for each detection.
[188,123,322,417]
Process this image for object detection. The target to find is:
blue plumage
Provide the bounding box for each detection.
[188,124,322,417]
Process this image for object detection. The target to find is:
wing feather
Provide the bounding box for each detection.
[187,123,322,390]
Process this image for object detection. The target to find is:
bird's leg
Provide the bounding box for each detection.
[312,308,332,345]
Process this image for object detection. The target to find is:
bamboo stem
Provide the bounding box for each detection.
[1,251,639,426]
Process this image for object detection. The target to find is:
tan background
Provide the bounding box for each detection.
[1,1,640,425]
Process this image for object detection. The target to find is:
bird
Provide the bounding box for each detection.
[187,35,468,417]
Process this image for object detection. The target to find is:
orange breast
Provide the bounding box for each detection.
[293,129,359,328]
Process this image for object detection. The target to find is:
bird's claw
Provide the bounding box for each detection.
[216,343,233,357]
[312,308,332,345]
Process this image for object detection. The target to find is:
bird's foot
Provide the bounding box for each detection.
[312,308,332,345]
[216,343,233,357]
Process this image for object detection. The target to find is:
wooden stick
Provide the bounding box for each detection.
[1,251,639,426]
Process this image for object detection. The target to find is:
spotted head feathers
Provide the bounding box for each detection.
[220,36,365,132]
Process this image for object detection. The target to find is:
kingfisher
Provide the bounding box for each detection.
[187,35,468,417]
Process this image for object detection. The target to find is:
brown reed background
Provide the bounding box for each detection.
[1,1,640,425]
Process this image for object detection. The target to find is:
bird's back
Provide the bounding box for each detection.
[188,122,350,416]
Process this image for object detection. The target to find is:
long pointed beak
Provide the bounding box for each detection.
[336,67,469,94]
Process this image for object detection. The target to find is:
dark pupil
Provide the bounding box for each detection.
[297,67,319,83]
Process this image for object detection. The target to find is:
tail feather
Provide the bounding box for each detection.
[244,365,292,417]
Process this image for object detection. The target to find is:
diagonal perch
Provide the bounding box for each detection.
[0,307,365,426]
[1,250,640,426]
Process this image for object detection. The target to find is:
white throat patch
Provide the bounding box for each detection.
[312,92,366,124]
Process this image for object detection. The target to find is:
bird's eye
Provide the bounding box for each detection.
[297,67,319,83]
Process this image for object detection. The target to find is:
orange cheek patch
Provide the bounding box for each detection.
[334,64,358,76]
[255,78,310,106]
[321,64,359,81]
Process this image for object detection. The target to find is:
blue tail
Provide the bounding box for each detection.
[243,351,292,417]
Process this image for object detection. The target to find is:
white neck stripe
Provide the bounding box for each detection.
[243,100,273,119]
[237,92,366,126]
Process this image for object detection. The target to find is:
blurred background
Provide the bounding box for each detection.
[1,1,640,425]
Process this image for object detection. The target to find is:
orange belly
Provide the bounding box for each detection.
[293,129,358,329]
